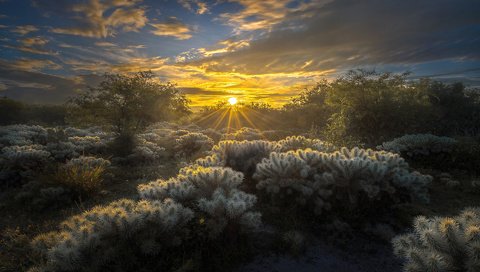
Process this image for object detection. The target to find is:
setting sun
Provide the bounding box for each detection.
[228,97,238,105]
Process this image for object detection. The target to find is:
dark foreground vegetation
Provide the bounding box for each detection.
[1,70,480,272]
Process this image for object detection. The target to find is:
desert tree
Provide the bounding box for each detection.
[67,71,190,155]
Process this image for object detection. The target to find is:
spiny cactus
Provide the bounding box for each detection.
[0,124,48,147]
[254,147,431,218]
[222,127,264,141]
[138,165,261,237]
[275,135,335,153]
[392,207,480,272]
[0,145,52,185]
[30,199,194,272]
[208,140,278,178]
[378,134,457,157]
[174,132,214,158]
[67,136,107,155]
[126,137,166,164]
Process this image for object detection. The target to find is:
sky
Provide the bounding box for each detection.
[0,0,479,108]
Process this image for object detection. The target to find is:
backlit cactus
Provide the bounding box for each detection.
[392,207,480,272]
[174,132,214,158]
[30,199,194,272]
[254,147,432,217]
[138,165,261,237]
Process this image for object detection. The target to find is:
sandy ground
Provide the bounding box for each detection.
[237,237,402,272]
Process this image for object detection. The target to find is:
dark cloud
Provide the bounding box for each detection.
[189,0,480,74]
[0,67,102,104]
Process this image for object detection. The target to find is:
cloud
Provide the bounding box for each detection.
[194,0,480,75]
[150,17,193,40]
[95,41,117,47]
[178,0,209,14]
[3,36,58,56]
[44,0,147,38]
[175,38,251,62]
[0,67,102,104]
[11,25,39,35]
[219,0,328,32]
[1,58,62,71]
[19,36,49,46]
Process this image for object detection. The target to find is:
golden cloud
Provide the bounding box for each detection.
[150,17,193,40]
[50,0,147,38]
[11,25,39,35]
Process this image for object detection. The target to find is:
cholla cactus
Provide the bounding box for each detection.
[0,145,51,185]
[392,207,480,272]
[201,128,223,142]
[378,134,457,157]
[254,147,432,217]
[68,136,107,155]
[139,165,261,237]
[275,136,335,153]
[46,141,79,162]
[209,140,277,177]
[0,125,48,147]
[222,127,264,141]
[174,132,214,158]
[30,199,194,271]
[63,126,106,138]
[126,137,166,164]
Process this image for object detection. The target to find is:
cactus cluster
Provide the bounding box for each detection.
[378,134,457,157]
[275,135,335,153]
[138,165,261,237]
[0,125,48,147]
[0,145,52,185]
[30,199,194,272]
[392,207,480,272]
[222,127,264,141]
[174,132,214,158]
[254,147,432,217]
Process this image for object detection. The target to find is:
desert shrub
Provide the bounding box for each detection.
[392,207,480,271]
[67,72,190,156]
[174,132,214,159]
[138,165,261,238]
[0,145,52,186]
[30,199,194,272]
[284,71,435,146]
[253,147,432,222]
[54,156,111,195]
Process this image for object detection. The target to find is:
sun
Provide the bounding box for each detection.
[228,97,238,105]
